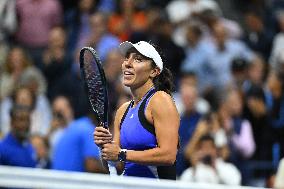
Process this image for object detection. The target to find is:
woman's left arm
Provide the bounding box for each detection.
[103,91,180,165]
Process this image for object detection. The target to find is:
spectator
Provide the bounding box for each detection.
[246,54,266,88]
[1,85,51,136]
[48,95,74,156]
[0,104,36,167]
[243,10,273,61]
[219,87,255,185]
[244,84,273,162]
[52,114,107,173]
[175,72,204,176]
[230,57,249,90]
[184,112,229,166]
[207,21,253,90]
[42,26,72,100]
[0,46,44,100]
[180,20,214,93]
[64,0,97,55]
[181,134,241,185]
[108,0,148,41]
[270,10,284,69]
[265,71,284,159]
[86,11,120,62]
[15,0,63,69]
[148,11,185,81]
[166,0,221,47]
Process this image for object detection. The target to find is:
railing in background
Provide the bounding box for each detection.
[0,165,267,189]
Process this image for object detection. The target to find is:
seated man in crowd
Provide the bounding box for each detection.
[180,134,241,185]
[0,104,36,167]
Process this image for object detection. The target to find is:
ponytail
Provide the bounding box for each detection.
[153,67,174,95]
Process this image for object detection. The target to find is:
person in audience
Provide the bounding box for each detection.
[265,71,284,160]
[108,0,148,41]
[219,87,255,185]
[42,26,72,100]
[86,11,120,62]
[1,85,51,136]
[0,104,36,167]
[15,0,63,68]
[64,0,97,55]
[176,72,207,176]
[181,134,241,185]
[47,95,74,155]
[51,112,107,173]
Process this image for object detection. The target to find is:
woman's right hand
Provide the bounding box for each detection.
[93,127,113,148]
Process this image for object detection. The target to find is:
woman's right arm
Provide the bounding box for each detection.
[94,101,130,173]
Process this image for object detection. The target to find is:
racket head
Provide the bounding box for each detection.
[79,47,109,128]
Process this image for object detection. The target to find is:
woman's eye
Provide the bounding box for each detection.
[134,57,143,62]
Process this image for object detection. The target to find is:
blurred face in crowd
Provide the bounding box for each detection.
[180,80,198,113]
[186,24,202,47]
[90,13,106,38]
[48,27,66,49]
[198,138,217,161]
[7,47,29,74]
[15,87,35,108]
[248,55,264,85]
[247,96,266,117]
[11,108,31,141]
[79,0,95,12]
[52,96,74,125]
[226,90,243,116]
[212,22,227,48]
[121,0,135,12]
[245,12,263,32]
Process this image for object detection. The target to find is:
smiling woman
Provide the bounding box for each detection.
[94,41,180,179]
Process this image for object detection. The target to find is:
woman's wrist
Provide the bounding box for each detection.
[118,149,127,162]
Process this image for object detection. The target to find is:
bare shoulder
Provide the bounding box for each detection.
[149,91,178,114]
[150,91,175,106]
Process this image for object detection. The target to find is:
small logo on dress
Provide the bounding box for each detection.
[130,114,134,118]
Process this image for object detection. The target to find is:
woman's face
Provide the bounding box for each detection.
[121,52,154,88]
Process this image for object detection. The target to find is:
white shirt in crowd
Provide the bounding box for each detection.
[180,158,241,185]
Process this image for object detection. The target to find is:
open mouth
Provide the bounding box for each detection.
[123,70,134,76]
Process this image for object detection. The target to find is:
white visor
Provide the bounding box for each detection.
[119,41,163,71]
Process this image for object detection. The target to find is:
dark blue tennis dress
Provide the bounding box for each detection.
[120,88,176,179]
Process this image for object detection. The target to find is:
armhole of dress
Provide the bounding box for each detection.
[119,101,133,129]
[138,89,156,136]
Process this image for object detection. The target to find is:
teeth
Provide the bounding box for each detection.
[124,71,133,75]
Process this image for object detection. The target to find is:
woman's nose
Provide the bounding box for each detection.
[124,57,133,67]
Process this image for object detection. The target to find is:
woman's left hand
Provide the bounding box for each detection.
[101,141,121,161]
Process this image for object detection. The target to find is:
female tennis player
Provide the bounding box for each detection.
[94,41,180,179]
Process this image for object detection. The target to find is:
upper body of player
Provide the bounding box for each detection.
[94,41,180,179]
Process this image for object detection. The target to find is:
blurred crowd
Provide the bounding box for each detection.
[0,0,284,188]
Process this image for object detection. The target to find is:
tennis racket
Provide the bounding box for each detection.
[79,47,109,128]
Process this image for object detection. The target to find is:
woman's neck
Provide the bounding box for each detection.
[131,81,154,104]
